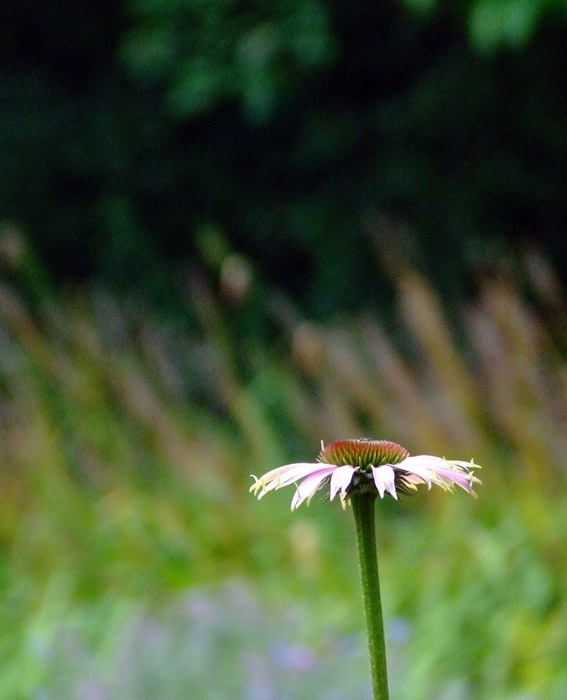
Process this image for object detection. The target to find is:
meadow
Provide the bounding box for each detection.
[1,237,566,699]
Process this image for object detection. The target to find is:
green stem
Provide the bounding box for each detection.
[351,493,390,700]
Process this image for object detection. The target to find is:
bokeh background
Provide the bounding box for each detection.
[1,1,567,698]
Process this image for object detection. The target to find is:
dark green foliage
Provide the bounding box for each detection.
[1,0,567,315]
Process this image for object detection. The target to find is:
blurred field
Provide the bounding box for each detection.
[1,236,567,699]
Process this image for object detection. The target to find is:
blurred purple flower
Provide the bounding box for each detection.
[273,642,317,672]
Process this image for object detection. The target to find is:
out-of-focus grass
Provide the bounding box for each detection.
[1,233,566,699]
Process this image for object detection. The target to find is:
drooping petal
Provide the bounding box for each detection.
[371,465,398,499]
[433,465,478,493]
[396,455,479,495]
[290,468,336,510]
[251,462,317,487]
[250,462,321,498]
[394,456,434,488]
[398,473,421,489]
[329,465,357,501]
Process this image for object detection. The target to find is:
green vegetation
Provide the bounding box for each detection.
[1,237,566,698]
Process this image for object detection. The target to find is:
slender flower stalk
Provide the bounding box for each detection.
[250,438,481,700]
[352,491,389,699]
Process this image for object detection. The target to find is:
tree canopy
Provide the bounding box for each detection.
[1,0,566,314]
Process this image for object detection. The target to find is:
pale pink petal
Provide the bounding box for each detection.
[265,463,323,490]
[401,474,427,489]
[394,456,433,488]
[329,466,356,501]
[400,455,448,468]
[402,473,427,484]
[253,462,321,497]
[433,465,475,492]
[256,461,318,485]
[290,468,335,510]
[371,465,398,499]
[397,455,477,493]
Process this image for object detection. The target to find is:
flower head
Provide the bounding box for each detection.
[250,438,481,510]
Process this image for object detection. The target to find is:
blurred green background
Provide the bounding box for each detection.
[1,0,567,698]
